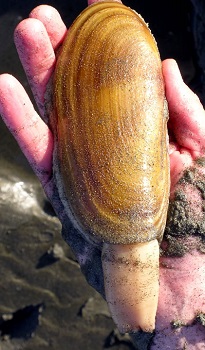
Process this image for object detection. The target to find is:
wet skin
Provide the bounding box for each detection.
[0,1,205,349]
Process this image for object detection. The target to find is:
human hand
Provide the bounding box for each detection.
[0,1,205,349]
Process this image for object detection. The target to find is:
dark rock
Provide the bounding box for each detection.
[0,304,44,340]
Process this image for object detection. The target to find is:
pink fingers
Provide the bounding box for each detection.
[14,18,56,119]
[0,74,53,186]
[163,59,205,159]
[29,5,67,51]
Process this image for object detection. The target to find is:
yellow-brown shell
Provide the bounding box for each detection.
[53,1,170,244]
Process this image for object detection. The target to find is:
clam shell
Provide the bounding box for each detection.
[53,1,170,244]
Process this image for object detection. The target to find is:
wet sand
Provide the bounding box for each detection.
[0,0,201,349]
